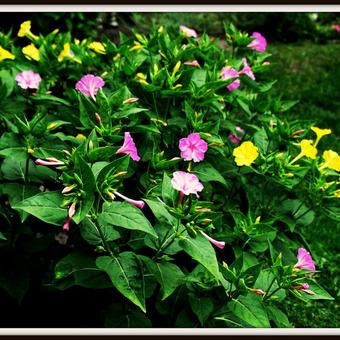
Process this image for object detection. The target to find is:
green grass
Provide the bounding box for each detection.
[269,42,340,150]
[269,42,340,328]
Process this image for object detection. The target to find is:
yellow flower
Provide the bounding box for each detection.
[172,61,181,76]
[22,44,40,61]
[290,139,317,165]
[76,133,86,140]
[129,41,143,52]
[0,45,15,61]
[88,41,106,54]
[113,53,121,61]
[233,141,259,166]
[300,139,318,159]
[17,20,38,39]
[57,43,82,63]
[311,126,332,146]
[320,150,340,172]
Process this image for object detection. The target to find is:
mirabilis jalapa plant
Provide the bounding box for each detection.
[0,20,338,327]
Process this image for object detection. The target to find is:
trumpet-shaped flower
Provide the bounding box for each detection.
[320,150,340,172]
[22,44,40,61]
[35,157,65,167]
[179,133,208,162]
[233,141,259,166]
[0,46,15,61]
[200,231,225,249]
[247,32,267,52]
[239,58,255,80]
[294,247,316,271]
[221,67,240,91]
[17,20,38,39]
[88,41,106,54]
[311,126,332,146]
[116,132,141,161]
[63,202,76,231]
[179,25,197,38]
[58,43,81,63]
[15,70,41,90]
[290,139,318,165]
[113,191,145,209]
[171,171,203,198]
[75,74,105,101]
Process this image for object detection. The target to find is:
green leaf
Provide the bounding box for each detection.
[87,146,117,162]
[193,162,228,187]
[13,191,67,226]
[254,269,286,301]
[105,305,152,327]
[228,295,270,328]
[266,305,291,327]
[302,283,334,300]
[96,253,146,312]
[54,252,112,289]
[30,94,71,106]
[113,107,149,119]
[236,98,252,116]
[72,156,96,224]
[98,201,157,238]
[162,172,175,206]
[191,69,207,88]
[80,217,120,245]
[141,257,185,300]
[179,233,220,279]
[253,128,269,154]
[189,294,214,326]
[144,198,177,226]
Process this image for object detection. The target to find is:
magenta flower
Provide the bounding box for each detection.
[171,171,203,198]
[239,58,255,80]
[115,191,145,209]
[183,60,200,67]
[75,74,105,101]
[200,231,225,249]
[179,25,197,38]
[221,67,240,91]
[228,133,242,145]
[15,70,41,90]
[63,202,76,231]
[334,24,340,32]
[115,132,140,161]
[247,32,267,52]
[294,248,316,271]
[179,133,208,163]
[35,157,65,167]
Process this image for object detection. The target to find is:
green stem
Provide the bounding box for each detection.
[262,286,282,302]
[24,157,30,184]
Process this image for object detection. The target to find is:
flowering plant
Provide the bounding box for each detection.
[0,21,337,328]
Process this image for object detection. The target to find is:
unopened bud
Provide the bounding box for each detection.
[95,112,102,124]
[172,61,181,76]
[123,97,139,104]
[113,171,127,178]
[27,148,34,154]
[107,192,115,200]
[88,140,94,151]
[291,129,305,137]
[250,288,266,296]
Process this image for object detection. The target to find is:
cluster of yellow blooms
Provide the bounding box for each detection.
[233,127,340,173]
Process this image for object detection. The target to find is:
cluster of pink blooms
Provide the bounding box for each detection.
[16,70,42,90]
[221,58,255,91]
[247,32,267,52]
[75,74,105,101]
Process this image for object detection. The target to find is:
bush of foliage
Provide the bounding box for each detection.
[0,20,338,328]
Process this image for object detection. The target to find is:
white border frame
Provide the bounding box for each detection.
[0,4,339,335]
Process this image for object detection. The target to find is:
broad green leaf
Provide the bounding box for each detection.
[80,217,120,245]
[228,295,270,328]
[113,107,149,119]
[144,198,177,226]
[13,191,67,226]
[96,253,146,312]
[191,69,207,88]
[54,252,112,289]
[105,305,152,327]
[72,156,96,224]
[266,305,291,327]
[236,98,252,116]
[193,162,228,187]
[98,201,157,238]
[30,94,71,106]
[302,283,334,301]
[162,172,175,206]
[254,269,286,301]
[179,233,220,279]
[253,128,269,154]
[141,256,185,300]
[189,294,214,326]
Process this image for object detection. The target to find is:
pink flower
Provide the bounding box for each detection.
[63,202,76,231]
[221,67,240,91]
[200,231,225,249]
[179,25,197,38]
[115,132,140,161]
[334,24,340,32]
[239,58,255,80]
[179,133,208,162]
[183,60,200,67]
[247,32,267,52]
[35,157,65,167]
[228,133,242,145]
[75,74,105,101]
[294,248,316,271]
[171,171,203,198]
[114,191,145,209]
[15,70,41,89]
